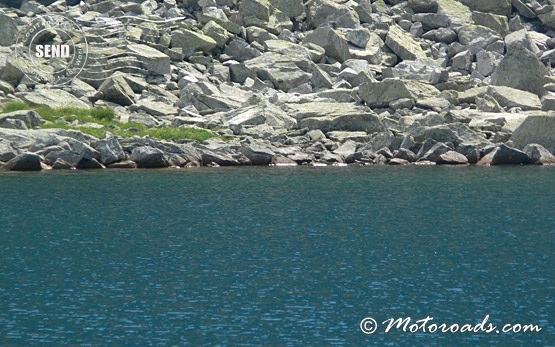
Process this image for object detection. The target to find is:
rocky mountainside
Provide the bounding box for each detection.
[2,0,555,170]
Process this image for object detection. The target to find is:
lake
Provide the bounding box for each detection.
[1,166,554,346]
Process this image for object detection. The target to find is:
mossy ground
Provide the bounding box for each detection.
[1,101,220,142]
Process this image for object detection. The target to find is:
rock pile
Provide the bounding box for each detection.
[1,0,555,170]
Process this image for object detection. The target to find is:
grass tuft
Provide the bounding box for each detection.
[0,101,222,142]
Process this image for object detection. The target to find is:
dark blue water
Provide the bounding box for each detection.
[1,166,554,346]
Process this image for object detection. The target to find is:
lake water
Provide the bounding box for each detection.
[1,166,554,346]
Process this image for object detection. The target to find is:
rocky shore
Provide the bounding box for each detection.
[2,0,555,171]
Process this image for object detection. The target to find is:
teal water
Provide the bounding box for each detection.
[0,167,554,346]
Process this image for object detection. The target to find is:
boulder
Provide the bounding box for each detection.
[308,0,359,29]
[127,44,171,76]
[436,0,473,26]
[202,21,231,48]
[436,151,469,164]
[511,113,555,149]
[492,44,548,96]
[92,136,126,165]
[408,0,438,13]
[171,29,217,58]
[385,25,427,61]
[240,144,275,165]
[23,89,90,109]
[359,79,440,108]
[0,13,17,47]
[487,86,541,111]
[304,26,350,63]
[477,144,531,165]
[3,153,42,171]
[239,0,271,24]
[273,0,304,18]
[98,75,136,106]
[523,143,555,165]
[130,146,169,168]
[412,13,451,30]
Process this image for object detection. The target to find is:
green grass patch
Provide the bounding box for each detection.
[1,101,222,142]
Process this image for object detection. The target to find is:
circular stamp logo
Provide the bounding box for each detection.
[15,14,88,86]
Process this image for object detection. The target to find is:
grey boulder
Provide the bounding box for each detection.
[3,153,42,171]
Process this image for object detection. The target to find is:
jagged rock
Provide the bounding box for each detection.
[130,146,168,168]
[0,13,17,46]
[127,44,170,76]
[0,110,44,130]
[202,21,231,48]
[436,0,473,26]
[471,12,509,36]
[382,58,448,84]
[0,139,17,162]
[436,151,468,164]
[273,0,304,18]
[457,25,501,53]
[541,94,555,111]
[477,144,530,165]
[511,113,555,149]
[98,75,136,106]
[492,44,548,96]
[523,143,555,165]
[225,41,261,63]
[475,50,502,77]
[23,89,90,109]
[3,153,42,171]
[91,136,126,165]
[171,29,217,58]
[512,0,536,19]
[487,86,541,111]
[304,26,350,63]
[385,25,426,61]
[308,0,359,29]
[457,143,481,163]
[359,79,440,108]
[240,144,275,165]
[239,0,271,25]
[225,101,297,129]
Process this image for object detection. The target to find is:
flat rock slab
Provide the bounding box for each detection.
[127,44,171,75]
[359,79,440,108]
[23,89,90,109]
[487,86,541,111]
[511,112,555,150]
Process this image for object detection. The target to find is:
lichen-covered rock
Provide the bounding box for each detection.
[0,13,17,47]
[98,75,136,106]
[358,79,440,108]
[304,26,350,63]
[23,89,90,109]
[492,44,548,96]
[171,29,217,58]
[511,113,555,150]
